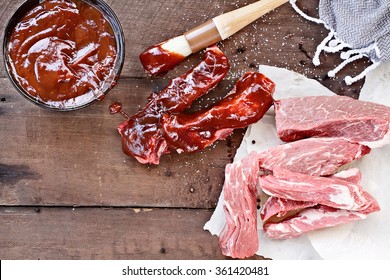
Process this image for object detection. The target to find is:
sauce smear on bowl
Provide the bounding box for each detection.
[7,0,118,109]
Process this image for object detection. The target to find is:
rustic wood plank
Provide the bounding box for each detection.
[0,77,243,208]
[0,206,240,260]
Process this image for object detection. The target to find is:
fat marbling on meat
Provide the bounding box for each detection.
[259,167,378,212]
[261,168,380,239]
[275,95,390,143]
[263,203,380,240]
[219,136,371,257]
[257,137,370,176]
[219,152,260,259]
[260,168,363,222]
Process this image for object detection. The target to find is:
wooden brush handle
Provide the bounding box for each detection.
[214,0,289,39]
[184,0,288,52]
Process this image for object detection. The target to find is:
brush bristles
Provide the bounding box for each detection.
[161,35,192,57]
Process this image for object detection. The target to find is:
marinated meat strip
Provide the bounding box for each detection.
[259,167,377,212]
[275,96,390,143]
[162,72,275,153]
[263,204,380,240]
[219,152,260,259]
[256,138,370,176]
[260,168,363,222]
[117,45,229,164]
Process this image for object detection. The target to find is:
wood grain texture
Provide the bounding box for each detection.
[0,77,243,208]
[0,207,232,260]
[0,0,370,260]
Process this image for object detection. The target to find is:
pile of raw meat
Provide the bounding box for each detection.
[220,95,390,259]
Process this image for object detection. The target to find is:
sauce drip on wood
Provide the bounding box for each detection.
[8,0,117,105]
[110,101,130,119]
[109,102,123,114]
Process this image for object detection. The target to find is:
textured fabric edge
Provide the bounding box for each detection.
[289,0,381,85]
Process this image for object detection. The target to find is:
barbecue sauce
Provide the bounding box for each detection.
[161,72,275,153]
[139,43,186,76]
[109,101,123,114]
[118,45,230,164]
[109,101,130,119]
[8,0,117,106]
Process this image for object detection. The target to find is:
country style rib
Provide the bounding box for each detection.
[118,45,229,164]
[263,204,379,240]
[275,95,390,143]
[256,137,370,176]
[259,167,377,212]
[219,152,260,259]
[162,72,275,154]
[260,168,363,222]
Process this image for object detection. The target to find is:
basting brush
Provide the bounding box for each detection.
[139,0,289,76]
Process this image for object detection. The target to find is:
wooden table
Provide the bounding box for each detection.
[0,0,367,259]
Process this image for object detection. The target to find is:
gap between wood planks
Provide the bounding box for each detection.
[0,205,216,211]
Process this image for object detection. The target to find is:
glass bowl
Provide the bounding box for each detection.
[2,0,125,111]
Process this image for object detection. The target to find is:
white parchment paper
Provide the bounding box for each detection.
[204,64,390,260]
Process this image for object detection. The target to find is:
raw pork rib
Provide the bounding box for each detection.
[257,137,370,176]
[162,72,275,153]
[219,152,260,259]
[260,168,363,222]
[261,168,380,239]
[275,96,390,143]
[261,197,316,223]
[259,167,377,212]
[263,204,380,240]
[118,46,229,164]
